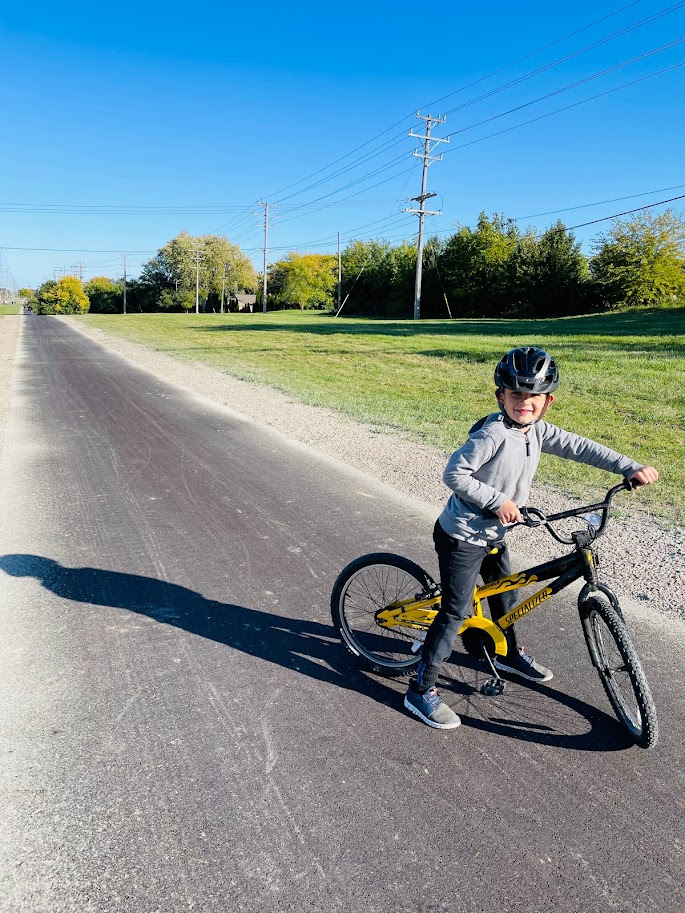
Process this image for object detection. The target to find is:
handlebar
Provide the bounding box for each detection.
[519,478,636,546]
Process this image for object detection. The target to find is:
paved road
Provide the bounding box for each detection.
[1,316,683,913]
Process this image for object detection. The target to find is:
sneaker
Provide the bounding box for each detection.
[494,647,553,683]
[404,686,461,729]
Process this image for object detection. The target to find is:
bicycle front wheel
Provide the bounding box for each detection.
[331,553,435,676]
[580,595,658,749]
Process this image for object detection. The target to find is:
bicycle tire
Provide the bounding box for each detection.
[579,595,658,749]
[331,552,434,676]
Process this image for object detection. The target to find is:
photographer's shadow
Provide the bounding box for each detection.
[0,553,398,705]
[0,554,633,751]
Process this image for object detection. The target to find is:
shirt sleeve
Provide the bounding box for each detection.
[540,422,642,476]
[443,431,508,512]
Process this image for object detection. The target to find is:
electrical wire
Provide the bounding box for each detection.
[448,36,685,138]
[260,1,654,207]
[421,1,647,111]
[444,59,685,155]
[440,1,685,119]
[565,193,685,229]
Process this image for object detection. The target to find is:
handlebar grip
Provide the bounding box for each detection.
[520,506,545,528]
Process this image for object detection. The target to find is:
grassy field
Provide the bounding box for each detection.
[0,304,22,315]
[76,308,685,522]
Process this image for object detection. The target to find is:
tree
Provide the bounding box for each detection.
[524,222,589,317]
[439,213,520,316]
[590,209,685,308]
[84,276,121,314]
[269,253,337,310]
[384,242,417,317]
[35,276,89,315]
[339,240,391,315]
[146,232,258,311]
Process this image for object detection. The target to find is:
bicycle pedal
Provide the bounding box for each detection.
[410,630,427,653]
[481,677,506,696]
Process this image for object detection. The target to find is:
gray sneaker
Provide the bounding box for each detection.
[494,646,553,683]
[404,686,461,729]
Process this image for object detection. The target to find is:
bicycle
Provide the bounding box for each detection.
[331,479,659,749]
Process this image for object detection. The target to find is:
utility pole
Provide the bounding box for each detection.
[258,201,270,313]
[337,232,342,314]
[123,254,127,315]
[192,247,204,314]
[220,267,228,314]
[404,112,449,320]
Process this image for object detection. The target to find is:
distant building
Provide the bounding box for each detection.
[230,293,257,312]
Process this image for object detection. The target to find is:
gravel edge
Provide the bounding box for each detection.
[64,317,684,622]
[0,317,21,457]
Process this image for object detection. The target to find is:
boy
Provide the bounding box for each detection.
[404,346,659,730]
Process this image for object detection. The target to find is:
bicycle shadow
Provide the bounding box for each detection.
[0,554,632,752]
[439,654,636,751]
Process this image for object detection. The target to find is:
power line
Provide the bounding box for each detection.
[421,1,647,111]
[440,1,685,120]
[565,193,685,229]
[255,35,685,226]
[259,1,654,208]
[448,36,685,139]
[514,183,685,221]
[444,59,685,155]
[1,246,157,253]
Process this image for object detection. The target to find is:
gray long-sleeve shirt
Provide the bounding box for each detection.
[438,413,641,545]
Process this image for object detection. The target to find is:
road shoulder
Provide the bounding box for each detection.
[0,316,22,456]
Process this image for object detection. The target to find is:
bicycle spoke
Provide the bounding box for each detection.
[331,556,433,673]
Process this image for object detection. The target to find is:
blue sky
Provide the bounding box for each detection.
[1,1,684,289]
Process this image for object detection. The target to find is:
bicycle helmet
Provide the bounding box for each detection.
[494,347,559,394]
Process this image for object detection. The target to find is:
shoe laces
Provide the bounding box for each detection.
[518,647,535,667]
[424,688,442,709]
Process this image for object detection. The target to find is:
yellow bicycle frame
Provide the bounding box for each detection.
[375,566,558,657]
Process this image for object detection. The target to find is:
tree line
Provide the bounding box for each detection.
[28,209,685,317]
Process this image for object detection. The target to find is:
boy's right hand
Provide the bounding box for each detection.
[496,499,523,524]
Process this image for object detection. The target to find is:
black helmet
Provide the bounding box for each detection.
[494,347,559,394]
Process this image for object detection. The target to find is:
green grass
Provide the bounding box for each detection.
[0,304,22,315]
[75,308,685,523]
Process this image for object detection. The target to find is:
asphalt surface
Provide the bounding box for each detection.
[0,315,683,913]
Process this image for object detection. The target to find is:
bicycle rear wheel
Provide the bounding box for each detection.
[579,595,658,749]
[331,553,434,676]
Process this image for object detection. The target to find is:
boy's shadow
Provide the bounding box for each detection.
[0,554,632,751]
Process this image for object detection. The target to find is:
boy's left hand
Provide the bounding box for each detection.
[629,466,659,487]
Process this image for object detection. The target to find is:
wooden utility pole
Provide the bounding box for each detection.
[259,201,270,313]
[337,232,342,314]
[404,112,448,320]
[192,247,204,314]
[221,268,228,314]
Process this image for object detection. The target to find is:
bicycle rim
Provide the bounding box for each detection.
[333,558,430,674]
[583,597,658,749]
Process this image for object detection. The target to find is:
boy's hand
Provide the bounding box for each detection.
[629,466,659,487]
[496,499,523,524]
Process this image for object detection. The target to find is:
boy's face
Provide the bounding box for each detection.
[497,389,553,427]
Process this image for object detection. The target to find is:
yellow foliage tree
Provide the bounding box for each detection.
[36,276,90,315]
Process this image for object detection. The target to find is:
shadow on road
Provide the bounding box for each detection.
[1,553,634,752]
